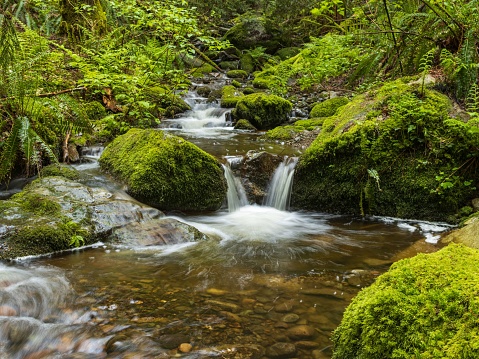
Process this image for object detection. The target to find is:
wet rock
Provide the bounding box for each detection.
[266,342,297,358]
[158,333,190,349]
[178,343,192,353]
[312,349,331,359]
[206,288,228,296]
[274,302,294,313]
[391,239,440,261]
[67,144,80,163]
[281,313,300,323]
[111,217,208,246]
[296,341,320,349]
[0,175,211,258]
[300,288,344,300]
[240,151,283,204]
[205,300,240,313]
[307,315,336,331]
[214,344,265,359]
[472,198,479,212]
[286,325,317,340]
[0,305,17,316]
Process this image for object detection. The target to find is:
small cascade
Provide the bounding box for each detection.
[161,89,232,133]
[223,163,248,212]
[264,157,298,211]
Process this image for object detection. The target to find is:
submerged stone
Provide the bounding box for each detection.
[99,129,227,212]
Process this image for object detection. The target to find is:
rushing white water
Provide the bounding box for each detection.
[223,164,248,212]
[264,157,298,211]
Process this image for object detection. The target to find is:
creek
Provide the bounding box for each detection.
[0,87,452,358]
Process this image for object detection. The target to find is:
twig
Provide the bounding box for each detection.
[0,87,86,101]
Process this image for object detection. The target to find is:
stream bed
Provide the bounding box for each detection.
[0,88,453,358]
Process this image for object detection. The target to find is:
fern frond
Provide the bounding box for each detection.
[0,13,19,75]
[0,116,21,183]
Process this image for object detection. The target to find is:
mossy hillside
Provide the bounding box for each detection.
[221,85,244,108]
[233,93,292,130]
[252,34,364,94]
[99,129,227,211]
[293,79,479,222]
[309,97,349,118]
[332,244,479,359]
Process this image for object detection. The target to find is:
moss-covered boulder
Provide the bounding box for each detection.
[221,85,244,108]
[226,70,248,79]
[224,14,286,53]
[442,214,479,248]
[99,129,227,211]
[233,93,292,130]
[332,244,479,358]
[309,97,349,118]
[234,119,256,131]
[0,174,209,259]
[293,79,479,222]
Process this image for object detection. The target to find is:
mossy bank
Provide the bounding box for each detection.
[332,244,479,358]
[99,129,227,212]
[292,79,479,223]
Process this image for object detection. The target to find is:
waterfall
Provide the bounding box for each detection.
[223,156,298,212]
[223,163,248,212]
[264,157,298,211]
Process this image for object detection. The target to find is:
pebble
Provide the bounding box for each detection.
[266,342,297,358]
[286,325,317,340]
[0,305,17,316]
[206,288,228,296]
[178,343,192,353]
[281,313,300,323]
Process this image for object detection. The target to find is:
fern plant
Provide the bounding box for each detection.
[419,48,435,96]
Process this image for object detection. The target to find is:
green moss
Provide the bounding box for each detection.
[219,61,240,71]
[191,63,214,77]
[233,93,292,130]
[84,101,107,121]
[252,77,272,89]
[333,244,479,359]
[275,47,301,60]
[221,85,244,108]
[226,70,248,79]
[243,87,256,95]
[11,192,61,216]
[264,126,299,140]
[99,129,227,211]
[234,119,256,130]
[40,164,81,180]
[309,97,349,118]
[231,80,242,88]
[293,80,479,222]
[239,53,255,73]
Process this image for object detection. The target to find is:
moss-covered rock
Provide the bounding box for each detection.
[99,129,227,211]
[239,53,255,73]
[332,244,479,359]
[309,97,349,118]
[40,164,81,181]
[293,79,479,222]
[275,47,301,60]
[221,85,244,108]
[265,118,326,141]
[234,119,256,131]
[226,70,248,79]
[232,93,292,130]
[224,14,286,53]
[442,214,479,248]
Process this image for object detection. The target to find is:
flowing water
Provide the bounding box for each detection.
[0,90,454,358]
